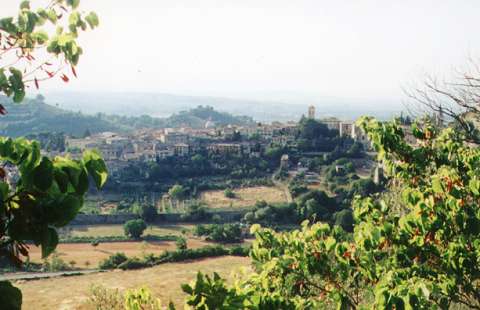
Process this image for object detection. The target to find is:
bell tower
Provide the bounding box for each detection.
[308,105,315,119]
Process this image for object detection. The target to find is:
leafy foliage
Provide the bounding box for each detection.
[98,245,250,270]
[133,203,157,222]
[123,219,147,239]
[0,0,99,104]
[0,139,107,262]
[194,224,243,243]
[98,252,128,270]
[181,117,480,309]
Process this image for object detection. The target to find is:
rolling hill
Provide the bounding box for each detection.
[0,96,255,137]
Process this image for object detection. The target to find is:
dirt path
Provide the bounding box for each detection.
[1,269,99,281]
[272,177,293,203]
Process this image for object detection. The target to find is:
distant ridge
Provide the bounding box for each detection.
[45,91,403,123]
[0,95,255,137]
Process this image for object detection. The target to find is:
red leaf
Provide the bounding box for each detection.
[46,71,54,78]
[34,77,39,89]
[0,104,8,115]
[61,74,69,83]
[71,66,77,78]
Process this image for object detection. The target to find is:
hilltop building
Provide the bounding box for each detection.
[308,105,316,119]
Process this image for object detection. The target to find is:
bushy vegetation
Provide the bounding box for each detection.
[98,245,250,270]
[194,224,243,243]
[180,202,210,222]
[180,117,480,309]
[98,252,128,270]
[243,201,297,226]
[133,203,158,222]
[88,285,166,310]
[175,237,187,251]
[223,188,235,198]
[124,219,147,239]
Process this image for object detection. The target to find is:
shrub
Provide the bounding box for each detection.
[42,252,70,272]
[224,188,235,198]
[88,285,123,310]
[134,203,158,222]
[124,287,163,310]
[100,245,251,271]
[99,252,128,270]
[124,219,147,239]
[180,202,210,222]
[194,224,243,243]
[118,258,149,270]
[88,285,164,310]
[176,237,188,251]
[333,209,354,232]
[243,202,297,226]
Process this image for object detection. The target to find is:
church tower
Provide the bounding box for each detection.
[308,105,315,119]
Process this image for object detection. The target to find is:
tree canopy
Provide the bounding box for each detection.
[181,117,480,309]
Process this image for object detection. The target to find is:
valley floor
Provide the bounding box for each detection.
[16,256,251,309]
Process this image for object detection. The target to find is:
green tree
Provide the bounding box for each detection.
[168,184,186,201]
[181,117,480,309]
[124,219,147,239]
[134,203,157,222]
[223,188,235,198]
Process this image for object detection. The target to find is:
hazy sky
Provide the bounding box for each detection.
[3,0,480,102]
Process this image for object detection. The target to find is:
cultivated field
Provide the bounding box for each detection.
[200,186,288,209]
[28,239,211,267]
[62,223,196,238]
[16,256,251,309]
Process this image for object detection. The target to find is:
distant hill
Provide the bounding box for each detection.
[45,91,404,122]
[165,106,254,128]
[0,96,127,137]
[0,96,254,137]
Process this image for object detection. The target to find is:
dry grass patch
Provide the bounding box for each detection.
[201,186,288,209]
[28,239,211,268]
[16,256,251,309]
[63,223,195,238]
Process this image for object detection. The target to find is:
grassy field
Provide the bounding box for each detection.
[200,186,288,209]
[28,238,212,267]
[16,256,251,309]
[62,223,196,238]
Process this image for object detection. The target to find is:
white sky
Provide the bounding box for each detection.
[3,0,480,102]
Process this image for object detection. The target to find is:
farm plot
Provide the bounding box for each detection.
[200,186,288,209]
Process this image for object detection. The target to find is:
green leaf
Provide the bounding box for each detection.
[32,31,49,44]
[46,9,57,23]
[469,178,480,196]
[56,195,82,226]
[431,177,444,194]
[54,168,69,193]
[324,236,336,251]
[67,0,81,9]
[85,12,99,29]
[83,149,108,189]
[0,281,22,310]
[69,11,80,26]
[20,1,30,10]
[181,284,193,294]
[32,157,54,191]
[41,227,59,258]
[8,68,25,103]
